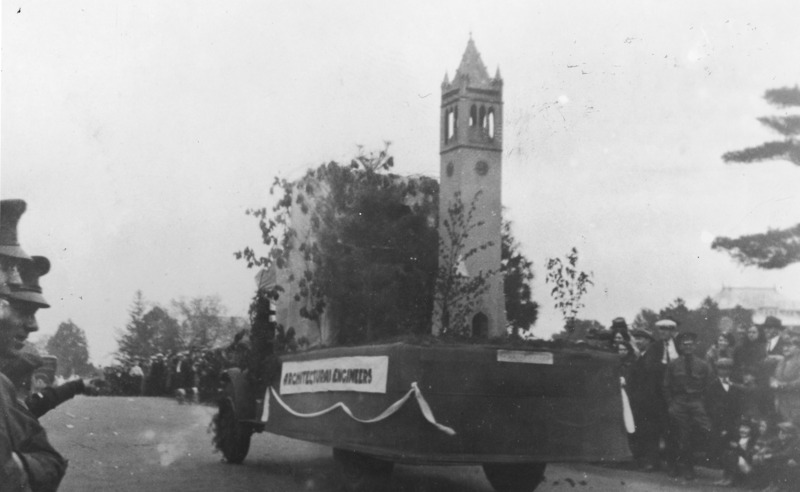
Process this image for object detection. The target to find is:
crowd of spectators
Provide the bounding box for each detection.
[99,342,248,403]
[613,315,800,491]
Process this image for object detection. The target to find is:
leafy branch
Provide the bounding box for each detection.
[545,247,593,333]
[433,190,495,337]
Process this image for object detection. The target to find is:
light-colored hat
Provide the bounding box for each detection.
[655,319,678,329]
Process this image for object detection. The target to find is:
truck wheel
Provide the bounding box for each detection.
[333,448,393,492]
[214,398,252,464]
[482,463,546,492]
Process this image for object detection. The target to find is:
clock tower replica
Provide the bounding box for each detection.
[434,37,507,338]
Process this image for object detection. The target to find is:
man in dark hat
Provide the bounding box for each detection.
[663,331,714,480]
[0,199,68,491]
[764,316,787,358]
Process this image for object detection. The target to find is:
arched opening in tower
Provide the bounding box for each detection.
[472,312,489,338]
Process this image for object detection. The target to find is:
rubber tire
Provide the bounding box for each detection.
[333,448,394,492]
[215,398,252,464]
[482,463,546,492]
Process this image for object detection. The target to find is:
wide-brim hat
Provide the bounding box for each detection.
[778,422,798,435]
[7,256,50,308]
[0,199,32,260]
[760,315,784,331]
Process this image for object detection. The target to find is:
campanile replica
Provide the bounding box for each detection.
[434,38,507,338]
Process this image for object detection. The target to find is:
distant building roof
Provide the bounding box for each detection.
[715,287,800,311]
[715,287,800,327]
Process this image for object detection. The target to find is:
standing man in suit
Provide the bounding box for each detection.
[706,358,743,464]
[653,318,680,472]
[628,328,659,468]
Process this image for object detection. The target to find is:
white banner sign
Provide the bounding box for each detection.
[280,356,389,395]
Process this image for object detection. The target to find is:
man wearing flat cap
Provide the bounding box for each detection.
[633,318,680,471]
[663,331,714,480]
[0,199,67,491]
[655,319,680,365]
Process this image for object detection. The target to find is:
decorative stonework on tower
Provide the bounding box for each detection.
[434,37,506,338]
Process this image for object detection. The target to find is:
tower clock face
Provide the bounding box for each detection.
[475,161,489,176]
[446,161,454,177]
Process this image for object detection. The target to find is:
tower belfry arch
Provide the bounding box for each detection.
[434,37,507,338]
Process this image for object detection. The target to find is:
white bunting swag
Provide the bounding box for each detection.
[262,382,456,436]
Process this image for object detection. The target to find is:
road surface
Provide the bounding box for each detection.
[42,396,747,491]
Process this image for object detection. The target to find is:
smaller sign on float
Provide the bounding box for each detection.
[280,356,389,395]
[496,350,554,365]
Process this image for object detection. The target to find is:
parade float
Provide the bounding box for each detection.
[212,39,630,492]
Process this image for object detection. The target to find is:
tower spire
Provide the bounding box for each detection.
[454,37,491,87]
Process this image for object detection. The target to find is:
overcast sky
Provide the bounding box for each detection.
[3,1,800,364]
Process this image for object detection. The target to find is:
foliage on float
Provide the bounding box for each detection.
[238,146,439,345]
[237,146,538,346]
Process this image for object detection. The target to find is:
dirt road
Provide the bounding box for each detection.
[42,396,747,491]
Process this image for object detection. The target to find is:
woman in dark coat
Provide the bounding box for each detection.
[733,325,767,419]
[733,325,766,384]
